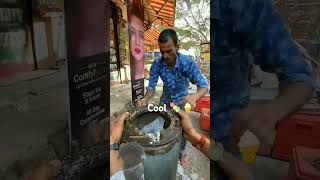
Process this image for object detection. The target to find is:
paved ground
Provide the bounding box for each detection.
[0,67,68,170]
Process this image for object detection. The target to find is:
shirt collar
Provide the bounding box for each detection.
[174,52,180,69]
[161,52,180,70]
[212,0,222,20]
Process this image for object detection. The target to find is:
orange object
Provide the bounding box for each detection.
[199,108,210,131]
[194,96,210,112]
[288,146,320,180]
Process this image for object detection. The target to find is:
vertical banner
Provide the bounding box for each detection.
[127,0,145,104]
[67,54,108,151]
[65,0,109,153]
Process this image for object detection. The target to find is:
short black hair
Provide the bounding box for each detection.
[158,29,178,46]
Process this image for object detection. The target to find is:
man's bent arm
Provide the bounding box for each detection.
[235,0,314,121]
[143,60,160,102]
[195,88,208,99]
[267,83,312,124]
[188,59,209,100]
[143,90,155,102]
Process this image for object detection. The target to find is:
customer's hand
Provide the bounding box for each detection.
[110,112,129,144]
[177,111,201,144]
[230,103,277,154]
[136,98,148,107]
[19,160,61,180]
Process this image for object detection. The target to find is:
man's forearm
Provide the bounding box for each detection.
[270,83,312,123]
[186,131,210,156]
[196,88,208,99]
[195,88,208,99]
[143,90,155,101]
[187,132,253,180]
[110,150,123,176]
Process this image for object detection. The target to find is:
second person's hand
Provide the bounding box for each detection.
[177,111,201,145]
[110,112,129,144]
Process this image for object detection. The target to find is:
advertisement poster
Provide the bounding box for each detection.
[65,0,109,154]
[127,0,145,104]
[67,54,108,152]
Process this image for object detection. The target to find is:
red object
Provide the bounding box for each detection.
[0,63,33,77]
[272,114,320,161]
[199,108,210,131]
[288,146,320,180]
[194,96,210,112]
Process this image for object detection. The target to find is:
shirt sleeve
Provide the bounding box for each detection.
[110,170,126,180]
[235,0,315,91]
[187,59,208,89]
[147,60,160,92]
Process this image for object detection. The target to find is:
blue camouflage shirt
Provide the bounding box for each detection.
[147,52,208,107]
[211,0,315,140]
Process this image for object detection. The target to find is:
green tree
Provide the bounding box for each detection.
[174,0,210,51]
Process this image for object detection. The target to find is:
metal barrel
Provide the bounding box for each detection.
[122,106,182,180]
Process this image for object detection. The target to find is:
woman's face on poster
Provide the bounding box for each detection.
[129,15,144,62]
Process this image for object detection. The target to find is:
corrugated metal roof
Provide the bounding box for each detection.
[144,0,176,49]
[144,0,176,28]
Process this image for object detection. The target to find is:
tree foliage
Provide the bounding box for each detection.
[174,0,210,50]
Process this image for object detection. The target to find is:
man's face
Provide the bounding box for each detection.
[159,39,178,65]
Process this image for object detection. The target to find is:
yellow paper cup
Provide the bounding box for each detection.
[239,145,259,164]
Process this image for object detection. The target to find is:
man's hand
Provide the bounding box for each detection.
[177,111,201,144]
[183,94,198,109]
[136,98,148,107]
[110,112,129,144]
[19,160,61,180]
[230,103,277,154]
[183,88,208,109]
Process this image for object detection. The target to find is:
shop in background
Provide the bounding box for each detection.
[0,0,34,77]
[110,0,130,87]
[0,0,66,78]
[200,42,210,81]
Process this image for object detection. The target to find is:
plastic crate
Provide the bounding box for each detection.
[199,108,210,131]
[272,114,320,161]
[194,96,210,112]
[288,146,320,180]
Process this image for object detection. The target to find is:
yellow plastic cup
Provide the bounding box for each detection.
[239,145,259,164]
[184,103,191,113]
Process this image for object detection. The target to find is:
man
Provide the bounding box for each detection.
[212,0,315,154]
[136,29,208,166]
[110,112,254,180]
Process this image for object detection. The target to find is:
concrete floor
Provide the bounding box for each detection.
[0,68,68,169]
